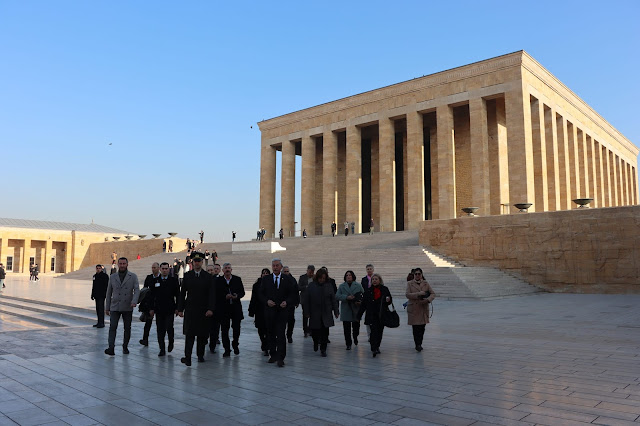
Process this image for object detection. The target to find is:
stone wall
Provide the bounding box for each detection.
[83,238,187,269]
[419,206,640,293]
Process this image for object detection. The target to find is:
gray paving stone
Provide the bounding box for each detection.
[57,414,99,426]
[4,407,59,426]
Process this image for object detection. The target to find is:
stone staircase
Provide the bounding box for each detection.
[0,295,101,329]
[60,231,543,300]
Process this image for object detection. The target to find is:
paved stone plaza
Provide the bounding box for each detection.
[1,276,639,425]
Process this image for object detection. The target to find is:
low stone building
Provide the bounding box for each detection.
[0,218,129,274]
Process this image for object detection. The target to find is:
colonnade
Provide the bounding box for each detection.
[260,93,638,239]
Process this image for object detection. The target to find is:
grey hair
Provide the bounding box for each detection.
[222,262,231,268]
[271,258,282,265]
[366,264,374,269]
[283,265,289,269]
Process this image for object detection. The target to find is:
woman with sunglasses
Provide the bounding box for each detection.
[405,267,436,352]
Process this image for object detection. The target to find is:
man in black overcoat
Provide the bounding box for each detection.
[140,262,160,346]
[260,258,297,367]
[91,264,109,328]
[213,263,245,357]
[177,251,215,366]
[282,266,299,343]
[149,262,180,356]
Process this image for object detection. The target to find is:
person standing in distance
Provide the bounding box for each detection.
[91,264,109,328]
[0,263,6,288]
[140,262,160,346]
[177,251,215,366]
[149,262,180,356]
[104,258,140,355]
[261,258,297,367]
[214,263,245,357]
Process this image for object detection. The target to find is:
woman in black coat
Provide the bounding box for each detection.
[302,269,339,357]
[248,268,271,356]
[358,273,392,357]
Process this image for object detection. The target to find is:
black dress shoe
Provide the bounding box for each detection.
[139,339,148,346]
[93,324,99,327]
[223,350,231,358]
[287,336,293,344]
[372,351,377,358]
[262,350,270,356]
[198,356,205,363]
[96,324,105,328]
[104,347,115,356]
[158,350,166,357]
[122,346,129,354]
[209,347,217,354]
[277,360,284,367]
[232,343,239,355]
[181,357,191,366]
[416,345,423,352]
[313,342,318,352]
[304,333,308,338]
[376,349,381,354]
[321,351,327,357]
[353,337,358,345]
[327,339,331,343]
[168,341,174,352]
[346,345,352,350]
[267,357,277,363]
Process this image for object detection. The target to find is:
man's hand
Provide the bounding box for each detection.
[334,313,339,319]
[205,310,213,317]
[279,301,287,309]
[267,300,276,307]
[178,311,184,317]
[385,297,391,302]
[174,310,179,316]
[149,310,154,316]
[130,303,136,308]
[225,294,233,300]
[105,310,110,316]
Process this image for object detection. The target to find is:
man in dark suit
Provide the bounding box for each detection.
[282,266,299,343]
[140,263,160,346]
[149,262,180,356]
[213,263,245,357]
[177,251,215,366]
[298,265,314,338]
[91,264,109,328]
[260,258,297,367]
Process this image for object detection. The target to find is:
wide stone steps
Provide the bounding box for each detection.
[0,295,101,329]
[59,231,543,300]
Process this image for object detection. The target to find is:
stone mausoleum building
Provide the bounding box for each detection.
[258,51,639,237]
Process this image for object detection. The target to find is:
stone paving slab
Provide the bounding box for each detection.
[0,277,639,425]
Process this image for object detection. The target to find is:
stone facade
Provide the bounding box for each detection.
[419,206,640,293]
[258,51,639,237]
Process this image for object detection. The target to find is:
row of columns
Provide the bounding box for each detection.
[529,95,638,211]
[260,89,638,237]
[0,238,58,274]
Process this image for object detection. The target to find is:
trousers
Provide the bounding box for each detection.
[142,315,153,341]
[311,327,329,352]
[369,318,384,352]
[286,309,295,339]
[220,316,241,350]
[95,297,105,326]
[156,313,175,350]
[108,311,132,348]
[412,324,426,347]
[185,335,207,359]
[342,321,360,346]
[265,308,288,360]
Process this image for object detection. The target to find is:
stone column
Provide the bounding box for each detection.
[622,161,629,206]
[43,239,52,275]
[557,115,571,210]
[301,134,316,236]
[588,136,598,208]
[21,238,31,274]
[346,125,362,233]
[0,236,8,269]
[406,111,424,228]
[505,87,535,211]
[65,240,72,274]
[531,98,548,211]
[280,140,296,237]
[633,167,639,205]
[495,98,509,214]
[595,142,604,208]
[544,107,560,211]
[322,131,338,234]
[469,98,490,215]
[436,104,456,219]
[568,122,580,203]
[611,153,619,206]
[378,116,396,231]
[604,148,612,207]
[259,141,276,238]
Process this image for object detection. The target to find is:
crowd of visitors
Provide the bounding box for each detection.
[92,252,436,365]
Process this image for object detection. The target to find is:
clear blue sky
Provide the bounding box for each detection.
[1,1,638,242]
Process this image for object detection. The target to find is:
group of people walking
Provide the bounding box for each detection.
[91,253,436,367]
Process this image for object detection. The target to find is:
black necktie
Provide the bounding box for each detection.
[275,276,279,289]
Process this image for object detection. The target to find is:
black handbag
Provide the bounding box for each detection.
[380,300,400,328]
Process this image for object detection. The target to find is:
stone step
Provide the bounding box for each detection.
[0,298,99,324]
